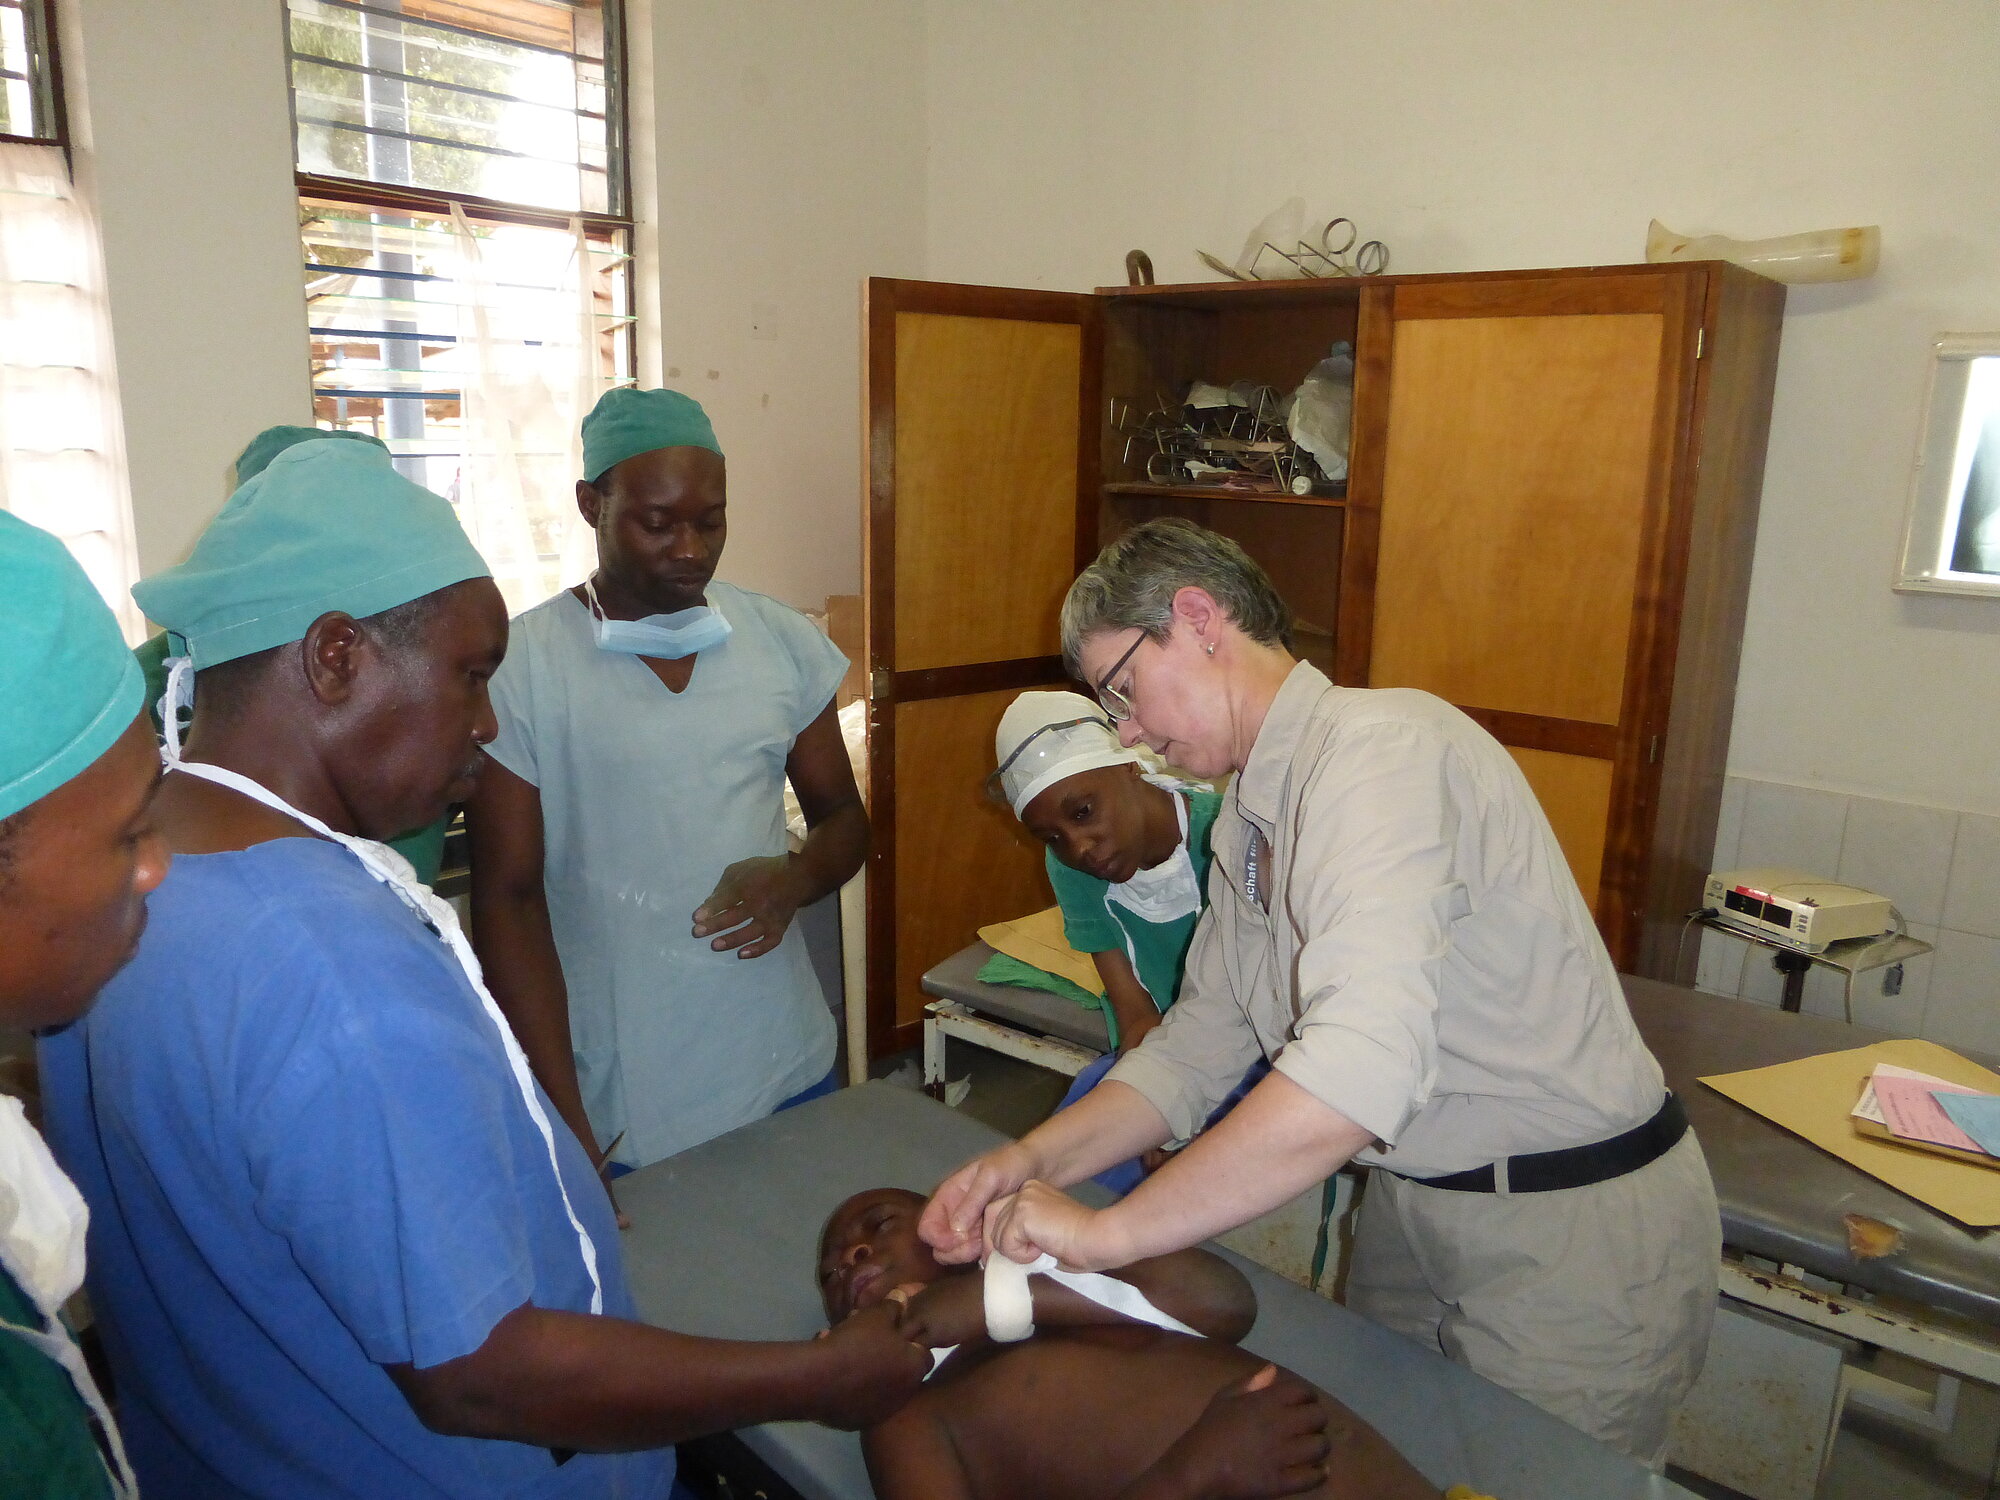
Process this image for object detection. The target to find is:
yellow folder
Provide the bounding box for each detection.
[1701,1039,2000,1227]
[976,907,1105,997]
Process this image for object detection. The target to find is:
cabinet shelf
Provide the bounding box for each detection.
[1103,482,1348,509]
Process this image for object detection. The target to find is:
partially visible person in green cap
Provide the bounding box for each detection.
[131,423,449,883]
[0,510,162,1500]
[37,438,921,1499]
[468,387,865,1182]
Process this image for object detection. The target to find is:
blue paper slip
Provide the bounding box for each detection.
[1934,1091,2000,1156]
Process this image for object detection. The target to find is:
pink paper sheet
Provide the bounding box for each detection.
[1872,1072,1989,1153]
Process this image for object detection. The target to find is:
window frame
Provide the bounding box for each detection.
[287,0,637,467]
[287,0,631,229]
[0,0,69,151]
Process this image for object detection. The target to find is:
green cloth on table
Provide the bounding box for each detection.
[134,632,449,885]
[0,1262,112,1500]
[975,950,1106,1012]
[1044,786,1222,1014]
[975,950,1121,1049]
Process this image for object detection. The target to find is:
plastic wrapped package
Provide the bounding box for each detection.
[1288,341,1355,485]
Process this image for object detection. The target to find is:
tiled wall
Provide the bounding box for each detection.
[1695,778,2000,1051]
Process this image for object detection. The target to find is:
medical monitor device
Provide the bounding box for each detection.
[1703,866,1895,954]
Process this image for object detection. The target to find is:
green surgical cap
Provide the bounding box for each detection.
[0,512,145,821]
[581,387,722,483]
[234,425,386,485]
[132,438,491,670]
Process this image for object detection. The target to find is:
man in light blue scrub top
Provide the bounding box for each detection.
[38,440,924,1500]
[469,389,867,1176]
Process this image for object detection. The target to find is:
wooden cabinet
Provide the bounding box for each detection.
[862,264,1784,1059]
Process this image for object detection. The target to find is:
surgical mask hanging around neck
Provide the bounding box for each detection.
[584,577,731,660]
[1105,786,1201,925]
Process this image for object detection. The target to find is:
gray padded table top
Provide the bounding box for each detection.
[1625,977,2000,1326]
[618,1081,1691,1500]
[920,941,1112,1051]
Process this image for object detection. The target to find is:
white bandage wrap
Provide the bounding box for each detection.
[980,1251,1202,1344]
[982,1251,1037,1342]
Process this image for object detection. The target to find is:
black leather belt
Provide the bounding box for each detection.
[1394,1092,1689,1194]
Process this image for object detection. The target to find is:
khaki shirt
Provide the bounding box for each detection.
[1108,663,1665,1179]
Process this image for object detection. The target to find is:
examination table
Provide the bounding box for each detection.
[618,1081,1695,1500]
[1625,976,2000,1325]
[925,943,2000,1330]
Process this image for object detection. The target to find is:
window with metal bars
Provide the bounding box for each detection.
[289,0,621,218]
[0,0,63,148]
[287,0,633,609]
[301,195,632,489]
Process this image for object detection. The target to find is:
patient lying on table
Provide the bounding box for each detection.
[818,1189,1439,1500]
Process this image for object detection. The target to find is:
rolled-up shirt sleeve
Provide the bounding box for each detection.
[1270,720,1472,1148]
[1106,898,1263,1140]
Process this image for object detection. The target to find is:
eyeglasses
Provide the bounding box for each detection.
[1094,630,1148,723]
[985,716,1114,803]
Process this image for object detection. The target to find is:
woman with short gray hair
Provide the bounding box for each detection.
[922,516,1719,1468]
[1059,520,1294,665]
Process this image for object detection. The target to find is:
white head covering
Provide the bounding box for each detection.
[993,690,1140,817]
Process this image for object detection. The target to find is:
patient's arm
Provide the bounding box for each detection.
[1096,1246,1255,1342]
[861,1362,1328,1500]
[897,1247,1255,1349]
[1117,1366,1329,1500]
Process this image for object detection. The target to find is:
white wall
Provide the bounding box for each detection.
[56,0,2000,818]
[61,0,311,576]
[640,0,926,610]
[916,0,2000,817]
[1695,774,2000,1059]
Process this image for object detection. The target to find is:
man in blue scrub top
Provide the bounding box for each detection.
[131,426,453,885]
[468,389,867,1176]
[38,441,926,1500]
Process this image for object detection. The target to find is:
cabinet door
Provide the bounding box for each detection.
[863,279,1099,1057]
[1350,271,1698,965]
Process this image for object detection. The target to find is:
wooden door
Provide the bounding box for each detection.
[863,279,1100,1057]
[1343,271,1700,967]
